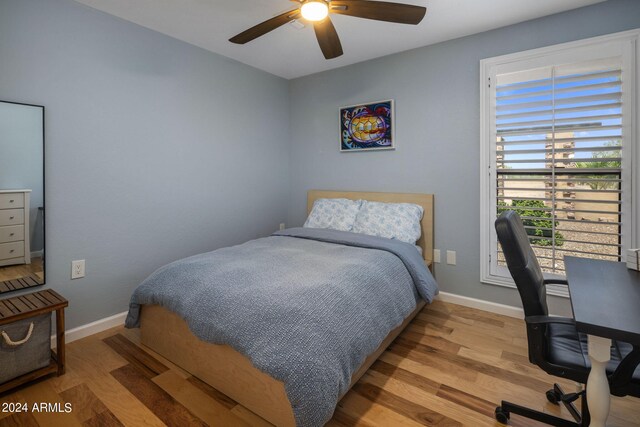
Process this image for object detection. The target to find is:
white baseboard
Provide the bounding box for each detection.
[435,291,524,319]
[51,311,127,348]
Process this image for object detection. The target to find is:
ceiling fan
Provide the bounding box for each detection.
[229,0,427,60]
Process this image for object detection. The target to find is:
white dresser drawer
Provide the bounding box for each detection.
[0,193,24,210]
[0,225,24,244]
[0,241,24,261]
[0,209,24,227]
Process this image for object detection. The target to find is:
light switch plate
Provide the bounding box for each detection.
[433,249,441,263]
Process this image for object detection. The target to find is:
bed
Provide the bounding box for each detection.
[127,190,435,426]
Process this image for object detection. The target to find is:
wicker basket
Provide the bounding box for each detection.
[0,313,51,384]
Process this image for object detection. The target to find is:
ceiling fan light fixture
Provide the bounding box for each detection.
[300,1,329,22]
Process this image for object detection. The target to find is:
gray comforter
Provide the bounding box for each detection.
[125,227,438,426]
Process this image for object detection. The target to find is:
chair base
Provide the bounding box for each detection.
[495,383,590,427]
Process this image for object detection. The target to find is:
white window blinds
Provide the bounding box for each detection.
[480,32,638,290]
[495,60,623,275]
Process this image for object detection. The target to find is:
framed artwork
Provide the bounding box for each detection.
[339,99,394,152]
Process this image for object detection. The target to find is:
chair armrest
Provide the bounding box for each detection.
[522,315,576,369]
[525,315,575,326]
[543,278,569,287]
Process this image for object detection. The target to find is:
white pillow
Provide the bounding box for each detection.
[352,201,423,244]
[303,198,362,231]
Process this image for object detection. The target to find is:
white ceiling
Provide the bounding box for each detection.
[73,0,606,79]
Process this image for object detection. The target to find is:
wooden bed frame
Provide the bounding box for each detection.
[140,190,434,426]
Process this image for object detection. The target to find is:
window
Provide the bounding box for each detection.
[480,30,639,294]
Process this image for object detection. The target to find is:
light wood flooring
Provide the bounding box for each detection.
[0,300,638,426]
[0,257,44,294]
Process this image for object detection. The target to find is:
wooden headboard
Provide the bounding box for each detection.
[307,190,434,267]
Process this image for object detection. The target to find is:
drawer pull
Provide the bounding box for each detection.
[9,233,14,236]
[9,200,14,203]
[9,216,14,220]
[1,323,34,347]
[9,250,14,253]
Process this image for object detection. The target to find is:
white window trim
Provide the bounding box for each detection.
[479,29,640,298]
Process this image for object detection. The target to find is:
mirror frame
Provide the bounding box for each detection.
[0,100,45,294]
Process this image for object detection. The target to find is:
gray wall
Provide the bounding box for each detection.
[0,102,44,251]
[288,0,640,312]
[2,0,639,329]
[0,0,290,329]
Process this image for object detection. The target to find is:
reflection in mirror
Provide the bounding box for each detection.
[0,101,45,294]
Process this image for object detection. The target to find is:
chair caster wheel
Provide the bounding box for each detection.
[495,406,510,424]
[546,389,561,405]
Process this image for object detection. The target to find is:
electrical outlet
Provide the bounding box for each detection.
[433,249,441,263]
[71,259,85,279]
[279,223,286,231]
[446,250,456,266]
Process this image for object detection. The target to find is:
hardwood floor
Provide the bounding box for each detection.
[0,257,44,294]
[0,257,44,282]
[0,300,638,426]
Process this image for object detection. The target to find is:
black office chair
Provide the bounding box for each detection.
[494,210,640,426]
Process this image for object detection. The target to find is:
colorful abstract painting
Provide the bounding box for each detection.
[340,100,394,152]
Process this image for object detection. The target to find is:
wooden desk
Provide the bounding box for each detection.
[0,289,68,393]
[564,256,640,427]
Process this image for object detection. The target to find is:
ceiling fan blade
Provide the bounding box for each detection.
[229,9,300,44]
[313,17,343,59]
[330,0,426,25]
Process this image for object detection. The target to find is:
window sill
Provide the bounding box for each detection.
[481,275,570,299]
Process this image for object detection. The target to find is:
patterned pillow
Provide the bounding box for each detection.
[303,198,362,231]
[352,201,423,244]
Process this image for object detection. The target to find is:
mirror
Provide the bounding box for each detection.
[0,100,45,294]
